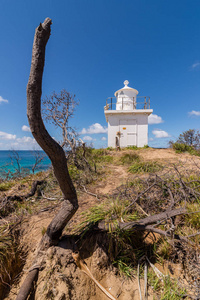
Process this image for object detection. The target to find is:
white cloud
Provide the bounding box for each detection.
[0,131,16,140]
[81,123,108,134]
[22,125,31,132]
[82,136,93,141]
[0,132,41,150]
[148,114,163,124]
[188,110,200,117]
[191,62,200,69]
[101,137,107,141]
[13,136,39,150]
[152,129,170,138]
[16,136,37,143]
[149,137,154,141]
[0,96,9,104]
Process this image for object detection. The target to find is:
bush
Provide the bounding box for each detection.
[172,142,200,156]
[172,142,194,153]
[170,129,200,155]
[177,129,200,149]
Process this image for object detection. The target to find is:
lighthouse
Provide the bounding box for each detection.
[104,80,153,148]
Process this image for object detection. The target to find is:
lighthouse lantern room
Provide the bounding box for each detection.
[104,80,153,148]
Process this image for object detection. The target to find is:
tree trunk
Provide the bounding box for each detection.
[16,18,78,300]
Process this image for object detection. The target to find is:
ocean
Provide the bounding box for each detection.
[0,150,51,177]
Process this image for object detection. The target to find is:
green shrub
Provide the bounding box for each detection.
[106,147,114,151]
[126,145,138,150]
[91,148,108,156]
[0,181,14,191]
[172,142,194,153]
[68,164,80,181]
[172,142,200,156]
[129,161,162,173]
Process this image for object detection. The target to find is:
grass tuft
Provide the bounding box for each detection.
[74,197,140,235]
[148,270,186,300]
[120,153,140,165]
[0,181,14,191]
[128,161,162,173]
[0,224,24,299]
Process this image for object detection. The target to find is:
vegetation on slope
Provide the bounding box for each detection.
[0,147,200,299]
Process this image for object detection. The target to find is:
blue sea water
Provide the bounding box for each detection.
[0,150,51,177]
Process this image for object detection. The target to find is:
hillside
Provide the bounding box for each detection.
[1,148,200,300]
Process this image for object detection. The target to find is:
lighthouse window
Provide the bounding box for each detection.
[120,91,124,95]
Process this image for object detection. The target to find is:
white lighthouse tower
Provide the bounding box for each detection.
[104,80,153,148]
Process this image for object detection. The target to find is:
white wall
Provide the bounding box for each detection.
[107,113,148,148]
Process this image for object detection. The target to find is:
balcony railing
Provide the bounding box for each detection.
[105,96,150,111]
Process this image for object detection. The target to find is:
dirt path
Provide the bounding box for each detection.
[95,164,128,195]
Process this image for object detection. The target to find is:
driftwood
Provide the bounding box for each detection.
[98,207,186,231]
[16,18,78,300]
[96,207,192,243]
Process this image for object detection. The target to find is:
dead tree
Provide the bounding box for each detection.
[43,89,79,160]
[31,150,45,174]
[16,18,78,300]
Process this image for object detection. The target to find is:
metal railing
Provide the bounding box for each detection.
[105,96,150,110]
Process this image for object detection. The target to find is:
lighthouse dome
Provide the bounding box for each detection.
[115,80,139,110]
[114,80,139,97]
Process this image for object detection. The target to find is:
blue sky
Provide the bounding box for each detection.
[0,0,200,150]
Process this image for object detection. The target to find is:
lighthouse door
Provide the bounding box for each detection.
[119,119,137,147]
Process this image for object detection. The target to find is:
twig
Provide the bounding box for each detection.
[187,231,200,238]
[146,257,165,281]
[80,185,100,201]
[41,191,62,201]
[123,181,157,213]
[135,203,149,216]
[137,261,143,300]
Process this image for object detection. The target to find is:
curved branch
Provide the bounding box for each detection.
[16,18,79,300]
[27,18,77,204]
